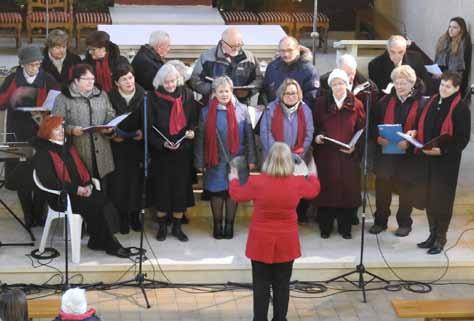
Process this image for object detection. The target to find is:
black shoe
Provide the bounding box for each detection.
[213,222,223,239]
[321,232,330,239]
[427,240,445,255]
[156,219,168,241]
[417,233,436,249]
[223,223,234,239]
[106,247,132,258]
[341,233,352,239]
[172,218,189,242]
[394,227,412,237]
[369,224,386,234]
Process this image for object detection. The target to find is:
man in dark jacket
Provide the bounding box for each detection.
[368,35,429,92]
[190,27,263,105]
[262,36,320,108]
[131,30,169,91]
[41,29,81,86]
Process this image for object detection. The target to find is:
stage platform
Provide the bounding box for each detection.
[0,190,473,286]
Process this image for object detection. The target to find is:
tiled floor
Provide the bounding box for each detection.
[29,280,474,321]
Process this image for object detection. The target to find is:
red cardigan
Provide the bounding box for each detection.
[229,174,320,264]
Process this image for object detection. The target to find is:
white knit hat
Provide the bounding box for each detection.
[327,68,349,88]
[61,288,88,315]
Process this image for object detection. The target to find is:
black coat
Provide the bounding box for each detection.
[83,41,129,89]
[0,68,59,191]
[131,45,165,91]
[41,48,81,85]
[368,50,429,93]
[372,82,427,180]
[417,93,471,211]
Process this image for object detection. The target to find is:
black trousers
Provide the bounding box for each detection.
[69,190,122,252]
[17,190,45,227]
[251,260,294,321]
[374,176,413,228]
[318,207,355,235]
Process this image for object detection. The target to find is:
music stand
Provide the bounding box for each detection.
[0,138,35,245]
[325,89,389,303]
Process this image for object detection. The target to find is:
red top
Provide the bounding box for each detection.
[229,174,320,264]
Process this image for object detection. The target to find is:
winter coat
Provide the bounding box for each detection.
[131,44,165,91]
[42,47,81,85]
[52,84,116,178]
[262,52,319,108]
[53,309,101,321]
[313,93,365,208]
[190,42,263,105]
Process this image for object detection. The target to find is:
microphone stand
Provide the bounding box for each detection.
[325,89,389,303]
[114,92,151,308]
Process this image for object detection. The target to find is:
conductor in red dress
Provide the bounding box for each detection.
[229,142,320,321]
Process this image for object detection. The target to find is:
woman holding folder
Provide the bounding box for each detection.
[313,69,365,239]
[370,65,427,237]
[416,71,470,254]
[195,76,256,240]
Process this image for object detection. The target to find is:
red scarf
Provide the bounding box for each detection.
[383,96,419,132]
[154,91,187,135]
[271,102,306,154]
[0,81,48,107]
[94,53,112,93]
[59,309,97,321]
[204,97,240,167]
[49,146,91,185]
[417,93,461,144]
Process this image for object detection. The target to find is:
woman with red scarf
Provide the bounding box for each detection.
[415,72,470,254]
[195,76,256,239]
[32,115,131,258]
[369,65,426,237]
[83,31,129,93]
[313,69,365,239]
[260,78,314,223]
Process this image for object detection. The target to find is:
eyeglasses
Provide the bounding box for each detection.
[283,91,298,96]
[221,39,244,50]
[79,77,95,82]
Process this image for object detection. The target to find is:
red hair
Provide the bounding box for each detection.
[37,115,64,140]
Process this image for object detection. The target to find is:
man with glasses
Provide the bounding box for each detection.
[190,27,263,105]
[262,36,320,108]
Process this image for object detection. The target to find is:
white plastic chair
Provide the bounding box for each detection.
[33,170,83,264]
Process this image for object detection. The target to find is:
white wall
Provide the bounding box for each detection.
[374,0,474,85]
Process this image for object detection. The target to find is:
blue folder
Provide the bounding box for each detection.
[377,124,405,154]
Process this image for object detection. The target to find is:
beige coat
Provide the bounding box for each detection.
[53,84,116,178]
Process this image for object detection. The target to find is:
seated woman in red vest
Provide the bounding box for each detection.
[0,44,59,228]
[416,71,470,254]
[32,115,131,258]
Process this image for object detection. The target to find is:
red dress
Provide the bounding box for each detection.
[229,174,320,264]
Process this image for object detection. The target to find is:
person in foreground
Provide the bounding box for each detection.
[415,71,470,254]
[53,288,101,321]
[32,115,131,258]
[229,142,320,321]
[0,289,28,321]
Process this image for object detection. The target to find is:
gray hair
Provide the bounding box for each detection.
[149,30,170,47]
[166,59,191,82]
[387,35,407,49]
[337,54,357,71]
[211,76,234,93]
[390,65,417,84]
[262,142,294,177]
[153,63,184,89]
[47,29,68,48]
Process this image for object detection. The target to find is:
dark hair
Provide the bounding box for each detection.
[450,17,469,40]
[436,16,471,57]
[112,64,134,83]
[0,289,28,321]
[86,30,110,49]
[70,64,95,82]
[440,71,462,88]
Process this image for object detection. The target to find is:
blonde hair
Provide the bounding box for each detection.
[276,78,303,102]
[262,142,294,177]
[390,65,416,84]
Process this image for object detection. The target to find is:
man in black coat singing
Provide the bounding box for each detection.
[369,35,429,93]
